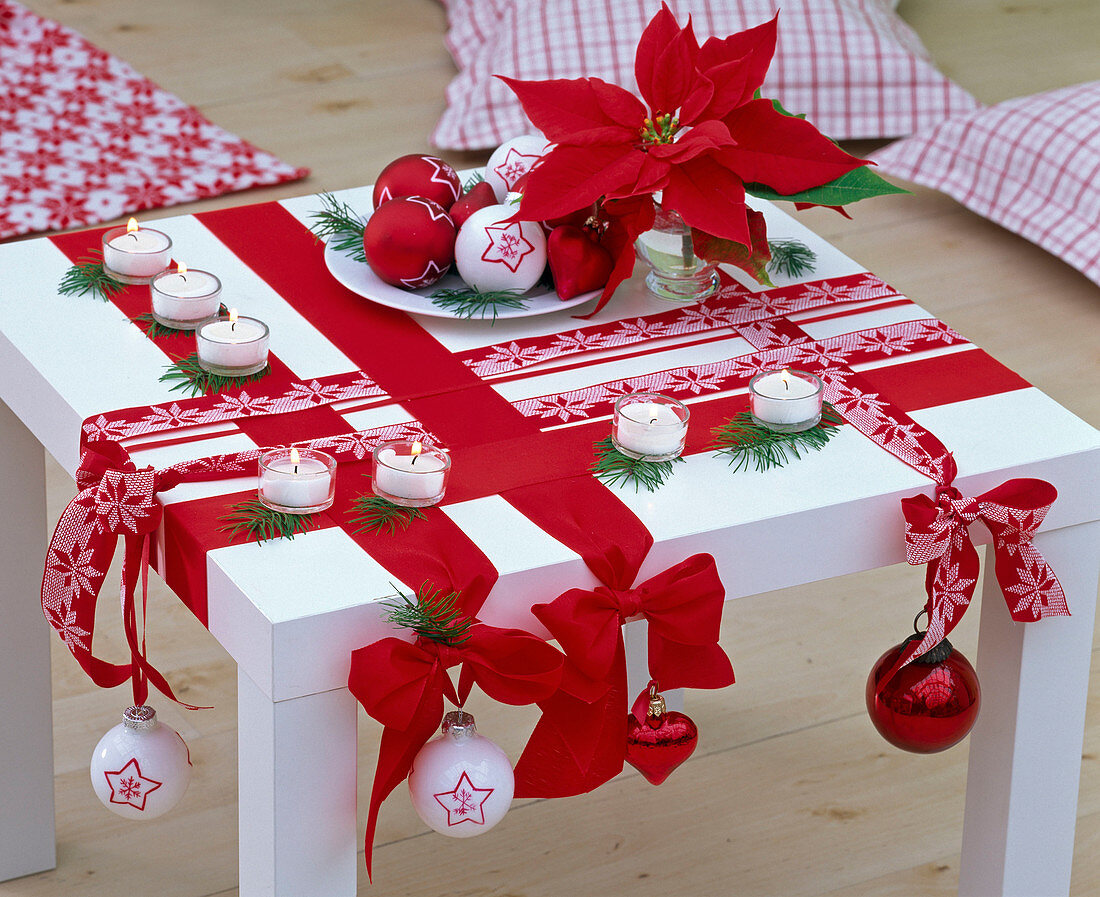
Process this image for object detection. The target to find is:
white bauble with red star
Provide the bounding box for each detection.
[363,196,456,289]
[485,135,550,201]
[372,154,461,211]
[89,706,192,820]
[454,204,547,293]
[407,711,513,838]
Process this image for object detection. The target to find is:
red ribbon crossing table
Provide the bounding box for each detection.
[0,185,1097,896]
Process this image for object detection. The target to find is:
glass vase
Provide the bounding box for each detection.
[634,207,719,302]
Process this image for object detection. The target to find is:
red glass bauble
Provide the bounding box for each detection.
[449,181,496,228]
[625,684,698,785]
[866,635,980,753]
[363,196,456,289]
[547,224,613,299]
[372,154,461,211]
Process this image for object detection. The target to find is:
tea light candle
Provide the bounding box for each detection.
[101,218,172,283]
[196,309,269,377]
[748,369,824,432]
[372,440,450,507]
[150,264,222,330]
[258,447,336,514]
[612,392,690,460]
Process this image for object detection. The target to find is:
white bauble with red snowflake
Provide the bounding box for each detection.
[484,135,550,201]
[407,711,513,838]
[90,706,192,820]
[454,204,547,293]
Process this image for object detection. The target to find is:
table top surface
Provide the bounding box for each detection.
[2,185,1096,700]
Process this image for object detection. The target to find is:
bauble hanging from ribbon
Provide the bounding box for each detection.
[90,706,192,819]
[408,710,514,836]
[625,681,698,785]
[866,630,980,753]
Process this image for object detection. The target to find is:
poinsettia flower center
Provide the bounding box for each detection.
[638,112,680,146]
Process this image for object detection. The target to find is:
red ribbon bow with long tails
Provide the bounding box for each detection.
[884,477,1068,684]
[513,553,734,798]
[348,623,563,876]
[41,440,192,707]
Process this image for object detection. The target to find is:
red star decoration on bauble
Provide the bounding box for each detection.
[493,148,540,189]
[433,770,494,827]
[103,757,163,811]
[481,223,535,272]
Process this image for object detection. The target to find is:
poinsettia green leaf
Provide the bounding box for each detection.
[769,97,806,120]
[747,166,909,206]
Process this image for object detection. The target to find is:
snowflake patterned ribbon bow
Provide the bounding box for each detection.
[885,478,1068,683]
[41,441,188,706]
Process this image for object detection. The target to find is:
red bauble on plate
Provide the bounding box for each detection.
[363,196,456,289]
[866,634,980,753]
[449,180,496,228]
[547,224,613,299]
[372,154,461,211]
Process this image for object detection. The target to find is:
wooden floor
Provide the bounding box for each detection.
[5,1,1099,895]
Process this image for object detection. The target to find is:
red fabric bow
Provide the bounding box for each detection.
[884,478,1068,684]
[348,624,563,876]
[41,441,188,707]
[513,553,733,798]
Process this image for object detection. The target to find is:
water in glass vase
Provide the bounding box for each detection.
[634,208,720,302]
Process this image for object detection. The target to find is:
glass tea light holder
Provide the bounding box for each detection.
[372,439,451,508]
[258,447,336,514]
[150,264,222,330]
[612,392,690,461]
[748,369,824,433]
[195,309,269,377]
[101,217,172,284]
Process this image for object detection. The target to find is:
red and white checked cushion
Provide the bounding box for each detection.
[0,1,308,240]
[433,0,979,149]
[871,81,1100,288]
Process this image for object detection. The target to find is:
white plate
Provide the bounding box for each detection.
[323,239,599,320]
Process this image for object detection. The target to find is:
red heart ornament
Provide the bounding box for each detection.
[625,709,698,786]
[547,224,614,300]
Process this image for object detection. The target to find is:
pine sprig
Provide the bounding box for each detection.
[160,353,270,397]
[766,239,817,278]
[132,303,230,339]
[382,582,472,646]
[590,436,684,493]
[217,499,315,543]
[58,251,125,301]
[711,402,842,472]
[309,192,367,262]
[430,286,528,321]
[462,171,484,192]
[347,494,426,535]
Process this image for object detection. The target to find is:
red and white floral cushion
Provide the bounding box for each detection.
[433,0,979,150]
[871,81,1100,287]
[0,1,308,240]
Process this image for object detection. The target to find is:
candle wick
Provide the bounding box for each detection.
[127,231,139,242]
[231,320,236,332]
[411,454,418,466]
[293,463,298,474]
[650,417,658,425]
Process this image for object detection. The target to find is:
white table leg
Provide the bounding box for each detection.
[959,520,1100,897]
[237,669,359,897]
[0,398,56,881]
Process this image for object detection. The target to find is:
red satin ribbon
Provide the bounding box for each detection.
[348,623,563,877]
[884,477,1068,684]
[513,553,734,798]
[41,441,194,707]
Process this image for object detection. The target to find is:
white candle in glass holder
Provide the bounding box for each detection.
[102,218,172,282]
[196,309,269,376]
[612,393,689,460]
[373,440,450,507]
[258,447,336,513]
[748,369,823,432]
[150,264,222,329]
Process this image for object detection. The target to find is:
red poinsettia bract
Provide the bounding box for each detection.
[500,4,869,307]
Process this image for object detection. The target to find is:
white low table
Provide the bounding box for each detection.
[0,188,1096,896]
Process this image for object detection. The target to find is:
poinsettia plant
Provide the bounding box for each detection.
[500,4,904,313]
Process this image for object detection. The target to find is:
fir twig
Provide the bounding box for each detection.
[590,436,684,493]
[462,171,484,192]
[382,582,472,646]
[132,303,230,339]
[347,494,426,535]
[711,402,841,472]
[58,251,125,301]
[430,286,528,322]
[309,192,367,263]
[766,239,817,278]
[217,499,314,543]
[160,353,270,397]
